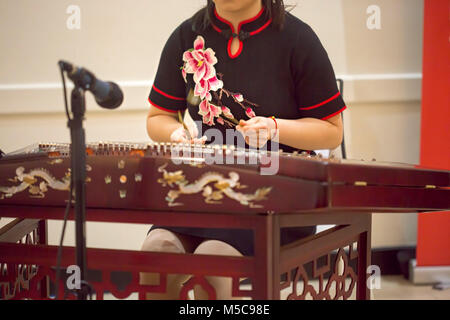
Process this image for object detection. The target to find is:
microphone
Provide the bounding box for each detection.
[58,60,123,109]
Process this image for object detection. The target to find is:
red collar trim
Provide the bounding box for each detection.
[250,18,272,36]
[213,6,265,33]
[211,6,271,59]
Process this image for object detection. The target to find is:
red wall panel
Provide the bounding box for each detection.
[417,0,450,267]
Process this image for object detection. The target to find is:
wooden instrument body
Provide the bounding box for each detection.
[0,142,448,215]
[0,142,448,300]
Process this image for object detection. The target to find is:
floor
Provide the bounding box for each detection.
[101,275,450,300]
[370,275,450,300]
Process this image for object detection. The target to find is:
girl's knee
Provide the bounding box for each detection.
[194,240,243,257]
[141,229,185,254]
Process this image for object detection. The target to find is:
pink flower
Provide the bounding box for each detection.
[182,35,224,115]
[183,36,218,83]
[246,108,256,118]
[198,99,222,126]
[183,36,244,127]
[233,93,244,102]
[221,106,234,119]
[208,76,223,91]
[194,78,211,100]
[194,76,223,100]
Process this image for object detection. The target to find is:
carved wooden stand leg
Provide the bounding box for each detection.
[356,214,372,300]
[252,212,372,300]
[36,220,49,299]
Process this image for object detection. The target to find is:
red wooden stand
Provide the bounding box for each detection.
[0,206,371,300]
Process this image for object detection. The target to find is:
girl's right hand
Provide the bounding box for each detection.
[170,125,207,144]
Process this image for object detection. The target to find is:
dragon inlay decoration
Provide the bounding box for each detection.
[0,167,70,199]
[157,163,272,208]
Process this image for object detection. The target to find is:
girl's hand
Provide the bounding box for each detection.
[237,117,277,147]
[170,125,207,144]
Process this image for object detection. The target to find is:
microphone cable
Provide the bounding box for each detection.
[55,178,73,299]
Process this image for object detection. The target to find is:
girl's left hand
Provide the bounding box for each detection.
[236,117,277,147]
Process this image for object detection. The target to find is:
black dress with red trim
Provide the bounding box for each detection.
[149,6,346,153]
[147,6,346,255]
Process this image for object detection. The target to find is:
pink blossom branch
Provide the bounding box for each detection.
[215,73,259,114]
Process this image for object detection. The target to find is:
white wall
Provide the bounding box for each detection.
[0,0,423,249]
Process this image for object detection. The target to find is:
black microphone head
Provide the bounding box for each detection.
[58,60,75,73]
[95,81,124,109]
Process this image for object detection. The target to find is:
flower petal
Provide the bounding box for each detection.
[203,63,216,80]
[208,76,223,91]
[181,68,187,83]
[194,79,210,100]
[198,99,209,115]
[204,48,218,65]
[203,113,214,126]
[186,59,198,73]
[194,81,206,97]
[183,51,194,62]
[191,50,204,61]
[246,108,256,118]
[233,93,244,102]
[193,63,207,83]
[221,106,234,118]
[194,36,205,51]
[210,104,222,117]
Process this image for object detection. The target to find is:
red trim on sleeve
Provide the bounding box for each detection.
[299,92,341,110]
[148,98,179,113]
[321,106,347,120]
[152,85,186,101]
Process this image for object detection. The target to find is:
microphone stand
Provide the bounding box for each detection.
[59,60,122,299]
[67,86,91,300]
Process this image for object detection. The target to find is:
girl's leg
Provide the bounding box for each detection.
[192,240,244,300]
[139,228,201,299]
